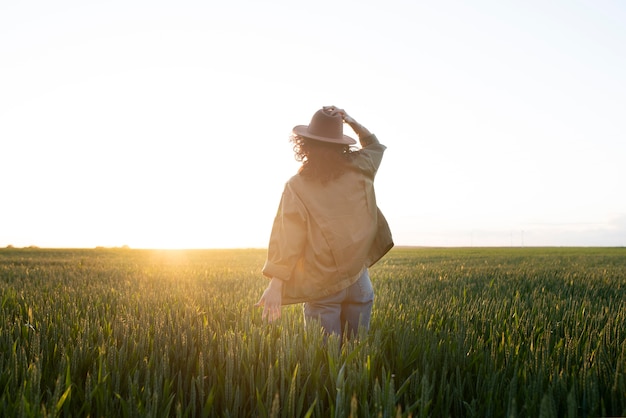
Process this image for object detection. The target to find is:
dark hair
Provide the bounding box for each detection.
[290,135,356,183]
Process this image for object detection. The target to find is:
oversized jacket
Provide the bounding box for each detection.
[262,134,393,305]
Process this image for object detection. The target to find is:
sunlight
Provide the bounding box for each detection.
[2,1,625,248]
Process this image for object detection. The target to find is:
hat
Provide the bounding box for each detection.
[292,108,357,145]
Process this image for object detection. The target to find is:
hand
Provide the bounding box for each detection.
[323,105,369,137]
[322,105,350,121]
[255,278,283,322]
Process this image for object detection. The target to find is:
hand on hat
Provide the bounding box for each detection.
[322,105,345,118]
[323,106,370,138]
[322,106,356,124]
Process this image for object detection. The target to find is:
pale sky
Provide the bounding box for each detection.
[1,0,625,249]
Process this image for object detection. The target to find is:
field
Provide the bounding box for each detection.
[1,247,625,417]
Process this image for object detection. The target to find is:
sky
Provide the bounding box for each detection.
[1,0,625,249]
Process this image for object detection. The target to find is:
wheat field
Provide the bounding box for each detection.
[1,247,625,417]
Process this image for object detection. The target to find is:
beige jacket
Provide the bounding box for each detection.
[262,134,393,305]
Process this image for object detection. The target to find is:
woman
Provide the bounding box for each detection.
[256,106,393,338]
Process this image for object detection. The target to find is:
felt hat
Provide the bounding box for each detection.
[292,108,357,145]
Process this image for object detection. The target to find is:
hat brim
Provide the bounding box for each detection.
[292,125,357,145]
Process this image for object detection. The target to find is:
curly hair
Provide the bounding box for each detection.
[290,135,356,183]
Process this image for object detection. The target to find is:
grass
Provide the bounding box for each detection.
[1,246,625,417]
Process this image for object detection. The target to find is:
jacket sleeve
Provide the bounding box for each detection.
[358,134,394,265]
[262,182,308,281]
[354,134,386,178]
[367,207,394,267]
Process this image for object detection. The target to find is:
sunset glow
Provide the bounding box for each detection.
[1,1,625,248]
